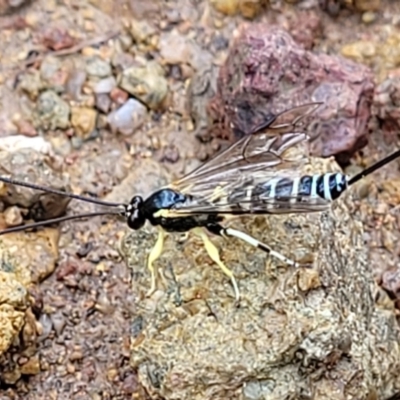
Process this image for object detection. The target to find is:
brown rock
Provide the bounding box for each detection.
[70,106,97,138]
[320,0,380,14]
[0,268,29,359]
[40,27,76,51]
[200,25,374,163]
[122,153,400,400]
[19,355,40,375]
[373,76,400,139]
[0,149,71,220]
[119,61,168,110]
[109,87,129,105]
[0,229,59,284]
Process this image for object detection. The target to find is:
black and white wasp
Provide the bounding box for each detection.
[0,103,399,302]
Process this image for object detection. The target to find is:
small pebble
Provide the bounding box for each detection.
[66,69,87,100]
[95,93,112,113]
[85,56,112,78]
[94,76,116,94]
[4,206,23,227]
[51,313,66,336]
[362,11,377,24]
[109,87,128,105]
[69,350,84,362]
[70,107,97,138]
[19,356,40,375]
[0,135,53,155]
[210,0,239,16]
[107,98,147,135]
[34,90,70,130]
[119,61,168,110]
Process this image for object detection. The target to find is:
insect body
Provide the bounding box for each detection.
[0,103,399,303]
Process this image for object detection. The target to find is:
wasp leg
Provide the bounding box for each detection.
[193,228,240,303]
[206,223,299,268]
[146,228,166,297]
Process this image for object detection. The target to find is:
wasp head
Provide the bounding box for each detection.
[126,195,145,230]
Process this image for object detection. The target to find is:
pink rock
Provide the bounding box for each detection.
[373,76,400,141]
[207,24,375,163]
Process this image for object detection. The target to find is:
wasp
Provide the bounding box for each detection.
[0,103,399,302]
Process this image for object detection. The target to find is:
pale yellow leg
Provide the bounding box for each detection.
[146,228,166,297]
[194,228,240,302]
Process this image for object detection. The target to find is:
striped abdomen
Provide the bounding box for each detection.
[228,173,349,209]
[266,173,349,202]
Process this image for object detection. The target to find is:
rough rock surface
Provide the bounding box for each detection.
[201,25,375,163]
[0,269,29,356]
[373,76,400,138]
[0,228,59,384]
[0,149,65,384]
[0,149,71,222]
[121,147,400,400]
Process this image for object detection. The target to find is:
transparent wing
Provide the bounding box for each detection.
[167,163,331,217]
[172,102,321,194]
[168,103,321,212]
[168,194,331,216]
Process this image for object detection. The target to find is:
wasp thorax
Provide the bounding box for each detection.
[127,195,145,230]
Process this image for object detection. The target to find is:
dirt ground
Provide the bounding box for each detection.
[0,0,399,399]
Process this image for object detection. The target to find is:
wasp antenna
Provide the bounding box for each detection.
[0,175,126,207]
[348,148,400,186]
[0,210,124,235]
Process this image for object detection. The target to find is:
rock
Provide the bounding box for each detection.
[85,56,112,78]
[0,271,29,355]
[40,27,76,51]
[66,69,87,100]
[320,0,380,13]
[159,31,213,71]
[341,40,377,62]
[19,355,40,375]
[0,238,53,384]
[286,10,322,50]
[186,64,219,142]
[109,87,129,105]
[40,55,69,93]
[121,152,400,400]
[3,205,23,226]
[33,90,70,130]
[95,93,111,113]
[0,135,53,155]
[209,0,265,18]
[107,98,147,136]
[117,33,133,52]
[373,76,400,136]
[203,25,374,162]
[0,229,59,284]
[17,69,44,100]
[0,256,29,358]
[128,18,157,45]
[119,61,168,110]
[209,0,239,16]
[111,52,135,70]
[340,29,400,83]
[238,0,266,19]
[13,119,37,137]
[362,10,377,23]
[319,0,341,15]
[1,368,22,385]
[94,76,116,94]
[70,106,97,139]
[353,0,380,12]
[0,149,71,220]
